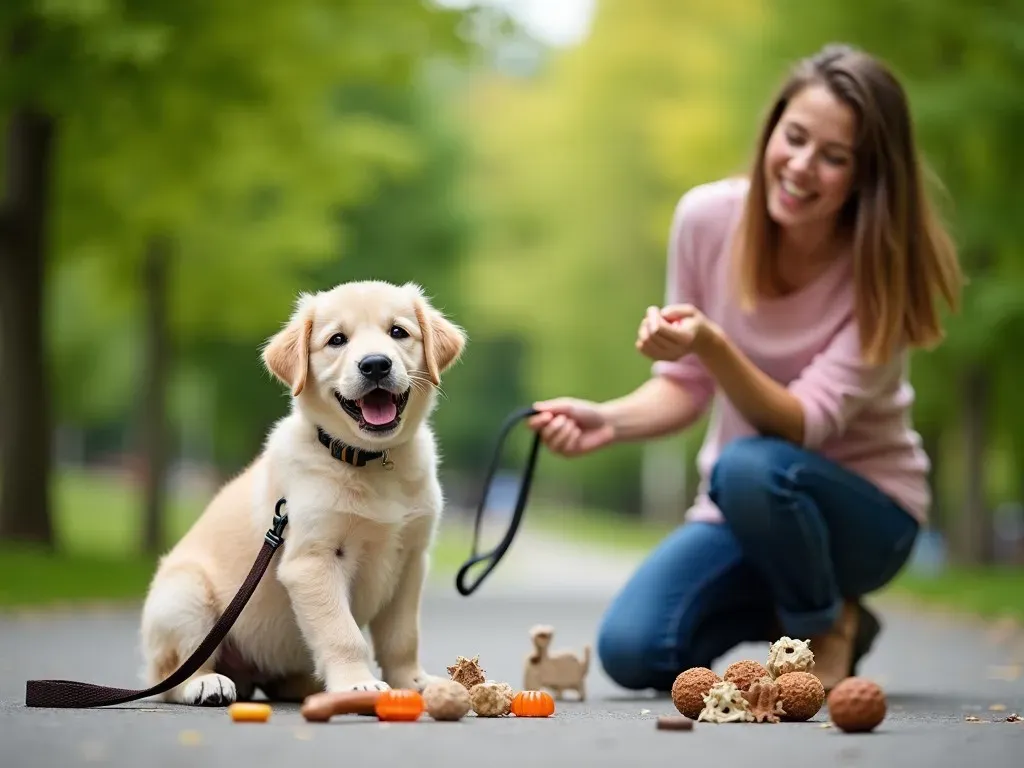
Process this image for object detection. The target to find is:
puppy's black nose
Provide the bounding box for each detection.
[358,354,392,382]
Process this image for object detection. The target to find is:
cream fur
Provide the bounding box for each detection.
[138,280,466,705]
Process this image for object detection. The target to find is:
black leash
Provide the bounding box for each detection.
[455,406,541,596]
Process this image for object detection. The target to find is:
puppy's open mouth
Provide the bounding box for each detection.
[334,388,410,432]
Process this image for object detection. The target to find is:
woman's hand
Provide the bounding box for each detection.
[635,304,716,361]
[527,398,616,457]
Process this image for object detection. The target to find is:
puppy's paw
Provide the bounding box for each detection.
[182,673,237,706]
[327,666,391,693]
[333,679,392,693]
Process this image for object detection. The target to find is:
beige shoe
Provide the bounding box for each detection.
[809,601,859,691]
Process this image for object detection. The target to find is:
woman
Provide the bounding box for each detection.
[527,43,964,693]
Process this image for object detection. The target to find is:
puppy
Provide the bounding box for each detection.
[138,280,466,705]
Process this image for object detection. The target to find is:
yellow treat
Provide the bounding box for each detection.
[229,702,272,723]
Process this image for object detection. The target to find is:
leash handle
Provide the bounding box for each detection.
[455,406,541,596]
[24,501,289,708]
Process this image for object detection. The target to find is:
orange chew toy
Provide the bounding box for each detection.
[228,702,272,722]
[511,690,555,717]
[374,689,425,721]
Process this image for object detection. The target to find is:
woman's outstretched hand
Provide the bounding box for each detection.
[527,398,616,457]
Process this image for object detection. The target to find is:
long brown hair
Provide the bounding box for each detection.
[731,43,964,365]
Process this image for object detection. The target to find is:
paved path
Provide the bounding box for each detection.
[2,529,1022,767]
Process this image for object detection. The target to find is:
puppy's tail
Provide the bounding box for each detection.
[580,644,591,674]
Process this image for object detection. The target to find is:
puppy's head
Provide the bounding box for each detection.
[530,624,554,650]
[262,280,466,448]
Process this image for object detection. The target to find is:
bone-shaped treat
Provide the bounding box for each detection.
[301,690,383,721]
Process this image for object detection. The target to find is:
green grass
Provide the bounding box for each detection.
[888,567,1024,623]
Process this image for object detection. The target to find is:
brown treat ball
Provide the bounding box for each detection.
[671,667,721,720]
[724,660,770,692]
[775,671,825,722]
[422,679,472,721]
[827,677,886,733]
[447,655,487,690]
[469,682,512,717]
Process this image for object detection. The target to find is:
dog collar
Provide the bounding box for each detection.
[316,427,393,469]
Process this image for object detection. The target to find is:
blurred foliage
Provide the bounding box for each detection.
[3,0,1024,565]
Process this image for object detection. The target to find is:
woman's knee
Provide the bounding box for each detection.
[596,617,674,691]
[709,436,796,530]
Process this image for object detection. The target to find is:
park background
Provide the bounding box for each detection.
[0,0,1021,623]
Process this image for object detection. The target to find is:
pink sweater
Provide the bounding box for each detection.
[652,177,931,524]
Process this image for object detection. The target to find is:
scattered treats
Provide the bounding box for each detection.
[775,671,825,722]
[228,702,271,723]
[826,677,886,732]
[697,680,755,723]
[447,655,487,690]
[671,667,721,720]
[766,637,815,679]
[374,689,424,722]
[301,690,382,721]
[724,660,771,692]
[469,681,514,717]
[510,690,555,717]
[656,715,695,731]
[523,624,590,701]
[422,680,472,721]
[742,676,787,723]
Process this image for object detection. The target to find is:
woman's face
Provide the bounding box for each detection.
[763,83,857,236]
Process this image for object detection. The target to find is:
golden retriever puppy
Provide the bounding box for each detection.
[138,280,466,705]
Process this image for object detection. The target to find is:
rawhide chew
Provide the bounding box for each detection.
[775,671,824,721]
[301,690,382,721]
[469,681,513,717]
[422,679,472,721]
[447,655,487,690]
[656,715,695,731]
[766,636,815,679]
[697,680,754,723]
[741,676,786,723]
[671,667,721,719]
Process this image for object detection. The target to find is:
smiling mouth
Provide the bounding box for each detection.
[334,388,410,433]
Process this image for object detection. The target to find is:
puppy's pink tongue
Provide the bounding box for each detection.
[359,391,397,425]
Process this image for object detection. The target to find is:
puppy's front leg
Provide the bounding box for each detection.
[277,550,388,692]
[370,516,443,691]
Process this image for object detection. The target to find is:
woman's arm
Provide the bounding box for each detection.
[598,374,710,442]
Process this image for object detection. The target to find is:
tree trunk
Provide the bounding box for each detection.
[959,364,992,565]
[140,236,171,555]
[0,108,56,547]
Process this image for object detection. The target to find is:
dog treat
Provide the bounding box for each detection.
[826,677,886,732]
[697,680,755,723]
[374,689,425,722]
[228,702,272,723]
[766,637,815,679]
[656,715,695,731]
[741,676,787,723]
[469,681,513,717]
[447,655,487,690]
[301,690,383,721]
[522,624,591,701]
[671,667,721,720]
[724,660,771,692]
[775,671,825,722]
[510,690,555,717]
[422,680,472,721]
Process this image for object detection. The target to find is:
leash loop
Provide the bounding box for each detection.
[455,406,541,596]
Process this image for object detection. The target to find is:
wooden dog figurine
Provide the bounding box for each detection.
[523,624,590,701]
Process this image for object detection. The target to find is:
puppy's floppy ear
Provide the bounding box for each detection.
[262,295,315,397]
[413,296,466,386]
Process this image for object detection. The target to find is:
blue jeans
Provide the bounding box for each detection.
[596,435,920,691]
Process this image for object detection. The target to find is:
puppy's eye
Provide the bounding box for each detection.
[389,325,409,340]
[327,333,348,347]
